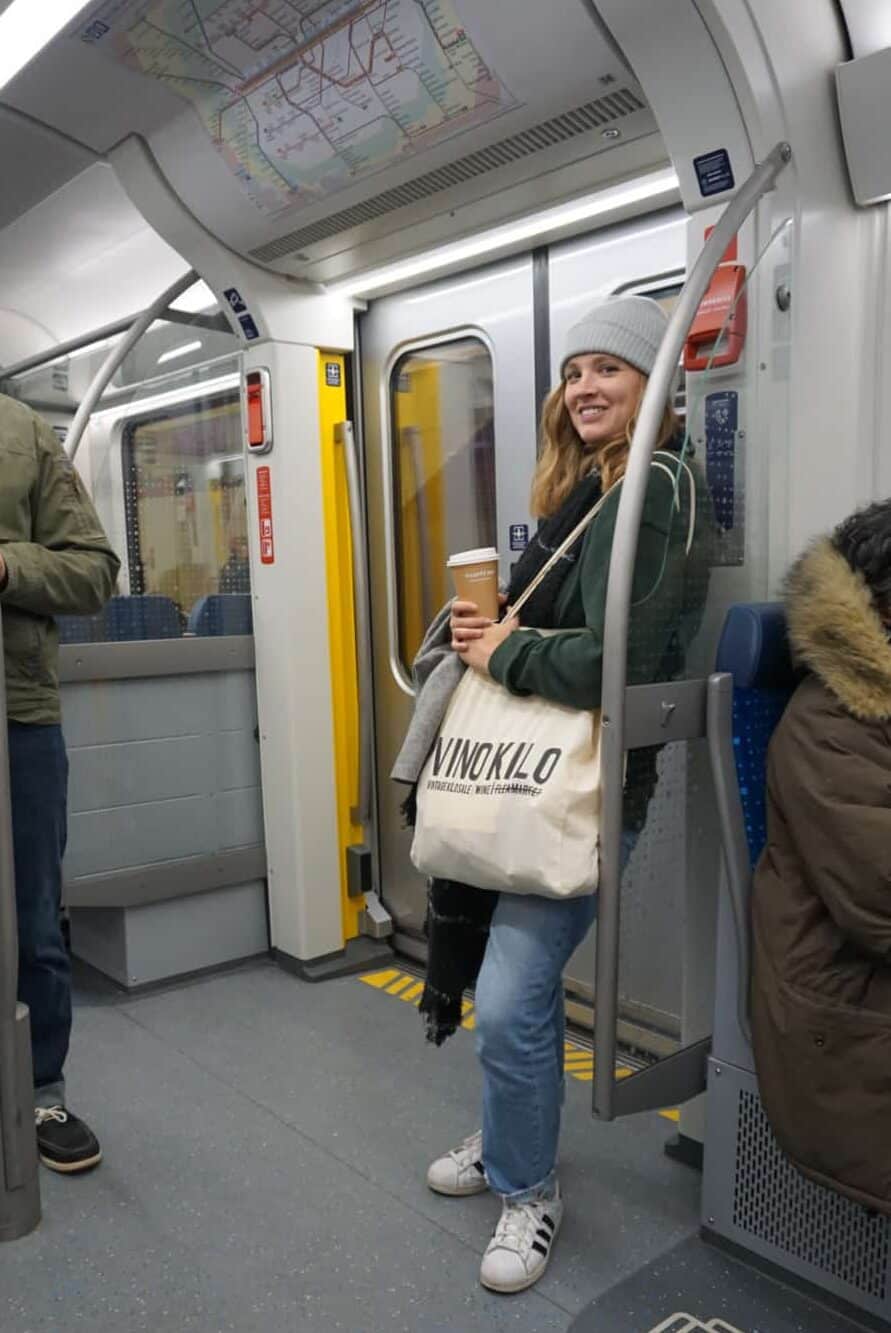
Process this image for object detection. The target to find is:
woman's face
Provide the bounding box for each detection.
[563,353,643,450]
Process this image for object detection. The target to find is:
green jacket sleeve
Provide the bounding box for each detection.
[0,414,120,617]
[488,466,686,709]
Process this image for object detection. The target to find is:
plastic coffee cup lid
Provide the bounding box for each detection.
[447,547,498,568]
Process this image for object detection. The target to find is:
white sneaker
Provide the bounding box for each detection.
[426,1129,488,1196]
[479,1187,563,1293]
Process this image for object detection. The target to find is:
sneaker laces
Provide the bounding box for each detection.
[451,1130,483,1165]
[35,1106,68,1127]
[493,1201,548,1255]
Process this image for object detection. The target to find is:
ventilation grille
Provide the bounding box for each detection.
[250,89,645,264]
[733,1089,890,1299]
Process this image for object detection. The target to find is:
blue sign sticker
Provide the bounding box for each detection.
[693,148,735,198]
[705,390,738,532]
[224,287,248,314]
[509,523,530,552]
[238,313,260,341]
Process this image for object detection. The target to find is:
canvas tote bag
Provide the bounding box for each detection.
[410,488,616,899]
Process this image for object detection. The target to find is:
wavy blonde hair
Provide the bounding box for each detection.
[530,372,679,519]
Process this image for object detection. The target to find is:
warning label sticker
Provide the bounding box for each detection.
[257,466,275,565]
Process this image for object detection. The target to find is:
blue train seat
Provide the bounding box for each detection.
[715,602,799,866]
[187,593,253,637]
[707,603,800,1038]
[57,595,182,643]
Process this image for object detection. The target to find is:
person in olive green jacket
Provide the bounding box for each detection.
[0,392,119,1174]
[422,297,711,1295]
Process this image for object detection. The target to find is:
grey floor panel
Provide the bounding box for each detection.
[4,996,569,1332]
[3,959,706,1331]
[110,960,701,1311]
[568,1234,877,1333]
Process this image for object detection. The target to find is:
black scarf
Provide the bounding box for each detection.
[418,471,603,1044]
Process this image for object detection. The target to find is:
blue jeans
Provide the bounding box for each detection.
[474,831,636,1201]
[9,723,70,1105]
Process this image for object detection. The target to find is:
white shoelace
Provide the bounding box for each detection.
[35,1106,68,1127]
[493,1202,547,1255]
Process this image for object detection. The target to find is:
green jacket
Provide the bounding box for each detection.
[490,450,709,704]
[489,450,711,828]
[0,394,120,724]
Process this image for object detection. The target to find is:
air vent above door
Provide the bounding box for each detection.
[250,90,645,265]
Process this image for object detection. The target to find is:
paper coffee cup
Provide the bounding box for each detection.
[447,547,499,619]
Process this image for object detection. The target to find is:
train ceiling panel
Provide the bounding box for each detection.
[0,106,95,232]
[1,0,664,278]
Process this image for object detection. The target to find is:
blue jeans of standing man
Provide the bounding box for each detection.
[9,723,71,1108]
[474,831,636,1202]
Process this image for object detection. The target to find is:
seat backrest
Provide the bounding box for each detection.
[715,603,799,867]
[187,593,253,637]
[103,595,182,641]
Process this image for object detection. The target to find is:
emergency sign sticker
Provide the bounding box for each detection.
[257,466,275,565]
[239,313,260,341]
[693,148,735,198]
[325,361,342,387]
[509,523,529,551]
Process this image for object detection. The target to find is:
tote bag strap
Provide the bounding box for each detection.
[507,482,618,619]
[509,451,698,619]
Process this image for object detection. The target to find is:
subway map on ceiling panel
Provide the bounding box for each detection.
[78,0,519,215]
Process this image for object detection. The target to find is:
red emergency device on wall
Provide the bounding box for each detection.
[683,230,747,371]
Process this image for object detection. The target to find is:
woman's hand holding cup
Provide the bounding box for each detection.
[450,593,508,651]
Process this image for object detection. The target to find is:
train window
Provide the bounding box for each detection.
[390,337,495,669]
[120,391,250,637]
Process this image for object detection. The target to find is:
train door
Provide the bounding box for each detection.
[361,258,537,940]
[362,208,691,1050]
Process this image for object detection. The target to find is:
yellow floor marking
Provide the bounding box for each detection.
[360,968,401,989]
[359,970,680,1120]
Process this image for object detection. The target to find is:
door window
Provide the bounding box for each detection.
[390,338,495,669]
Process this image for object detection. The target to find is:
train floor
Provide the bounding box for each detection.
[2,955,876,1333]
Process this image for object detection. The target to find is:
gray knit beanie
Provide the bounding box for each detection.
[560,295,668,379]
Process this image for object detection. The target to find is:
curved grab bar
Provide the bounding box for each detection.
[336,421,374,828]
[65,270,199,463]
[593,141,791,1120]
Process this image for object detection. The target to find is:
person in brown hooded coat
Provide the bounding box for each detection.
[752,499,891,1214]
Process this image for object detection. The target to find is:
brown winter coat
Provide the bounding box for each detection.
[752,538,891,1214]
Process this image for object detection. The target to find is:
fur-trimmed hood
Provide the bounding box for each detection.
[785,537,891,720]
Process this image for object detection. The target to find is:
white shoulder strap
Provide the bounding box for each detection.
[508,452,697,619]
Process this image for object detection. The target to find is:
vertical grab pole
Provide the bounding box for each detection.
[593,142,792,1120]
[335,421,373,827]
[0,605,41,1239]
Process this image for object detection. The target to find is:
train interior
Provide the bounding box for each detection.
[2,1,891,1329]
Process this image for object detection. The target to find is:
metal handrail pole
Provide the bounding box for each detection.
[0,315,141,384]
[0,606,31,1196]
[64,270,199,463]
[593,142,791,1120]
[336,421,374,826]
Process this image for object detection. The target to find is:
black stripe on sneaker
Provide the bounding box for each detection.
[473,1162,484,1174]
[536,1227,552,1241]
[541,1214,556,1231]
[532,1241,549,1257]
